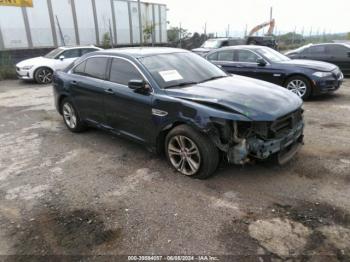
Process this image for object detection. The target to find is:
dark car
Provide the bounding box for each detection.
[192,38,243,56]
[246,36,278,49]
[285,43,350,76]
[206,46,344,99]
[53,47,304,179]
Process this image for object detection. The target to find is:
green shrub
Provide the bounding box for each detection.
[0,66,16,80]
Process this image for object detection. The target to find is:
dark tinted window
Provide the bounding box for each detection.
[207,52,218,61]
[308,45,326,54]
[327,45,348,56]
[109,58,143,86]
[235,50,259,62]
[81,48,98,55]
[73,61,86,75]
[217,50,234,61]
[85,57,109,79]
[61,49,81,59]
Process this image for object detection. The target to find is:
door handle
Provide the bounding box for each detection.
[71,80,78,85]
[104,88,114,95]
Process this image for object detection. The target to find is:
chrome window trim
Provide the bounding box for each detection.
[207,48,270,65]
[69,55,154,93]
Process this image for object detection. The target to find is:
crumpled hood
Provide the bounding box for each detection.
[16,56,51,67]
[277,59,337,72]
[165,75,303,121]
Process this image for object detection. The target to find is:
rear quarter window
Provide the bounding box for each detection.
[84,57,109,80]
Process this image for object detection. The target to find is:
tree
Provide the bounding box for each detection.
[102,32,111,49]
[143,23,155,43]
[167,27,191,43]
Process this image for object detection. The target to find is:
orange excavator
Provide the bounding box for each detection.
[246,19,277,49]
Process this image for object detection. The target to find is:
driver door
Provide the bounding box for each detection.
[103,57,154,143]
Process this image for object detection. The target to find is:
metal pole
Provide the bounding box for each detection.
[47,0,58,47]
[91,0,100,46]
[21,7,33,48]
[138,0,143,45]
[56,15,66,46]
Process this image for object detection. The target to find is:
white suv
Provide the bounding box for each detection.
[16,46,102,84]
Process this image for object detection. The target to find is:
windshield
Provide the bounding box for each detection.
[44,48,64,59]
[258,48,290,62]
[201,40,222,49]
[139,52,227,89]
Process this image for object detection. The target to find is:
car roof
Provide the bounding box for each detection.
[213,45,268,50]
[93,47,189,58]
[309,43,350,48]
[59,45,101,50]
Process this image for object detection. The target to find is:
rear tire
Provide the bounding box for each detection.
[34,67,53,84]
[61,98,87,133]
[165,125,219,179]
[284,76,311,100]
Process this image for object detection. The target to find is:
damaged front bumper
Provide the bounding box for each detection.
[227,121,304,165]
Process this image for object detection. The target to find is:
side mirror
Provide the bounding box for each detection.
[59,55,65,61]
[257,58,267,66]
[128,79,147,91]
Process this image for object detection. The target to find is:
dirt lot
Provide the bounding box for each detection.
[0,79,350,261]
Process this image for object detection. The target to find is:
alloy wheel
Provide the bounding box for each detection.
[37,69,53,84]
[63,103,77,129]
[286,79,307,98]
[168,135,201,176]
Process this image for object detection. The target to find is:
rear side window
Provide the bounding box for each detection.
[81,48,98,56]
[235,50,259,63]
[109,58,143,86]
[84,57,109,80]
[61,49,81,59]
[217,50,234,61]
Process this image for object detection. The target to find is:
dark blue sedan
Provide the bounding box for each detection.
[53,48,304,179]
[205,46,344,99]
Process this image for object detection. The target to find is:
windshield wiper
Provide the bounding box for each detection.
[164,81,198,89]
[199,75,228,83]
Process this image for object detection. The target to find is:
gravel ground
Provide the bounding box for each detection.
[0,79,350,261]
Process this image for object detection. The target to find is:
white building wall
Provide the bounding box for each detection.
[95,0,113,44]
[114,0,130,44]
[75,0,96,45]
[51,0,76,46]
[129,1,140,44]
[0,6,28,48]
[26,0,53,47]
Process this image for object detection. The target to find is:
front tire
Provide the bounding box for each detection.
[61,98,87,133]
[34,67,53,84]
[165,125,219,179]
[285,76,311,100]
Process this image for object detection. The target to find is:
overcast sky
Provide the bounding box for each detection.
[154,0,350,36]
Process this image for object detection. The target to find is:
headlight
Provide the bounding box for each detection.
[21,65,33,70]
[313,72,333,78]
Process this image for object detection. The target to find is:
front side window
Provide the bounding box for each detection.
[217,50,234,61]
[139,52,226,89]
[84,57,109,79]
[81,48,98,56]
[207,52,218,61]
[109,58,143,86]
[258,48,290,62]
[308,45,326,54]
[73,61,86,75]
[235,50,259,63]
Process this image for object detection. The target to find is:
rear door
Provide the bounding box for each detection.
[103,57,154,142]
[70,57,109,124]
[207,50,237,73]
